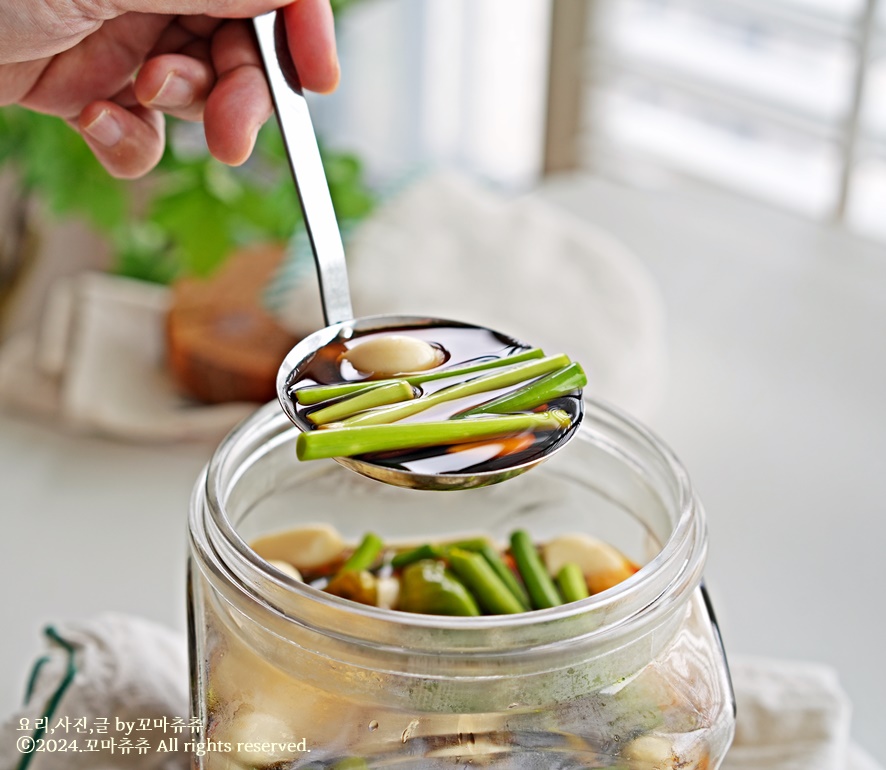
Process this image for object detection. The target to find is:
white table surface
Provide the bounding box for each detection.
[541,175,886,763]
[1,173,884,763]
[0,414,209,674]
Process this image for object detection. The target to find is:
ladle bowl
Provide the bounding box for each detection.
[276,314,584,491]
[254,11,583,491]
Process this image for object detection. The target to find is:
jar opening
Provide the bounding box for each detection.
[190,400,707,654]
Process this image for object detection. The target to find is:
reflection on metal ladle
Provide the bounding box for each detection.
[253,12,582,490]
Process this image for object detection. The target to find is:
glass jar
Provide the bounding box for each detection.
[188,400,735,770]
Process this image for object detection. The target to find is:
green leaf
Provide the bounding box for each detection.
[234,183,301,242]
[324,152,362,185]
[330,0,361,15]
[110,223,180,285]
[326,153,375,220]
[0,107,376,285]
[113,243,180,286]
[0,107,127,230]
[148,184,236,277]
[0,109,27,166]
[255,119,288,162]
[332,186,375,221]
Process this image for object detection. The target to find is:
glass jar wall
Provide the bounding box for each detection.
[188,400,735,769]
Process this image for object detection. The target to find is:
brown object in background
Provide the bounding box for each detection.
[167,243,300,404]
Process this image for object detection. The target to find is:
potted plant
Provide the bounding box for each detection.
[0,107,374,408]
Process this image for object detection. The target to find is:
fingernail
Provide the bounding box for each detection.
[83,110,123,147]
[149,72,194,109]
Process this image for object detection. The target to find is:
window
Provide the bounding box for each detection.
[312,0,552,189]
[570,0,886,240]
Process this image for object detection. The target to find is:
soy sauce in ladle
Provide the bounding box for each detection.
[253,12,583,491]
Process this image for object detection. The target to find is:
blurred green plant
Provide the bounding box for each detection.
[0,106,374,285]
[330,0,361,13]
[0,107,127,232]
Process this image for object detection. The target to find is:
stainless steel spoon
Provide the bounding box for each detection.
[253,11,582,490]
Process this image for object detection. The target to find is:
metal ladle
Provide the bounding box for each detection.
[253,11,582,491]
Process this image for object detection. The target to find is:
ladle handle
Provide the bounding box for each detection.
[252,11,353,326]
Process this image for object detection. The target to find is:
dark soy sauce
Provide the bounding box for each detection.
[290,322,583,477]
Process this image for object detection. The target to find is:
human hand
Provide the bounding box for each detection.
[0,0,339,178]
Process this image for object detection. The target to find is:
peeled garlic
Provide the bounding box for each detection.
[376,576,400,610]
[250,524,345,570]
[542,534,635,595]
[208,636,352,749]
[266,559,303,582]
[342,335,443,376]
[218,710,305,765]
[621,734,679,768]
[202,751,246,770]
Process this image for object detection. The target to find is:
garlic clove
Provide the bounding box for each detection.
[250,524,345,570]
[342,335,443,376]
[376,576,400,610]
[217,710,305,766]
[266,559,303,582]
[542,534,635,595]
[621,734,680,768]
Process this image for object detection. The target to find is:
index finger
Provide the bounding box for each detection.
[283,0,339,94]
[111,0,291,18]
[119,0,340,93]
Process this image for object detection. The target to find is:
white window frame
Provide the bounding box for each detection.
[545,0,885,231]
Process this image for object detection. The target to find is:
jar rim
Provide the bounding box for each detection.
[193,399,706,647]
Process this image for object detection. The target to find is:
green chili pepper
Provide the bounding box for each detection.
[398,560,480,616]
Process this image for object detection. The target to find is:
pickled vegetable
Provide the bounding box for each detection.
[510,529,563,610]
[289,325,585,475]
[252,527,638,618]
[398,560,481,616]
[326,570,378,606]
[447,549,525,615]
